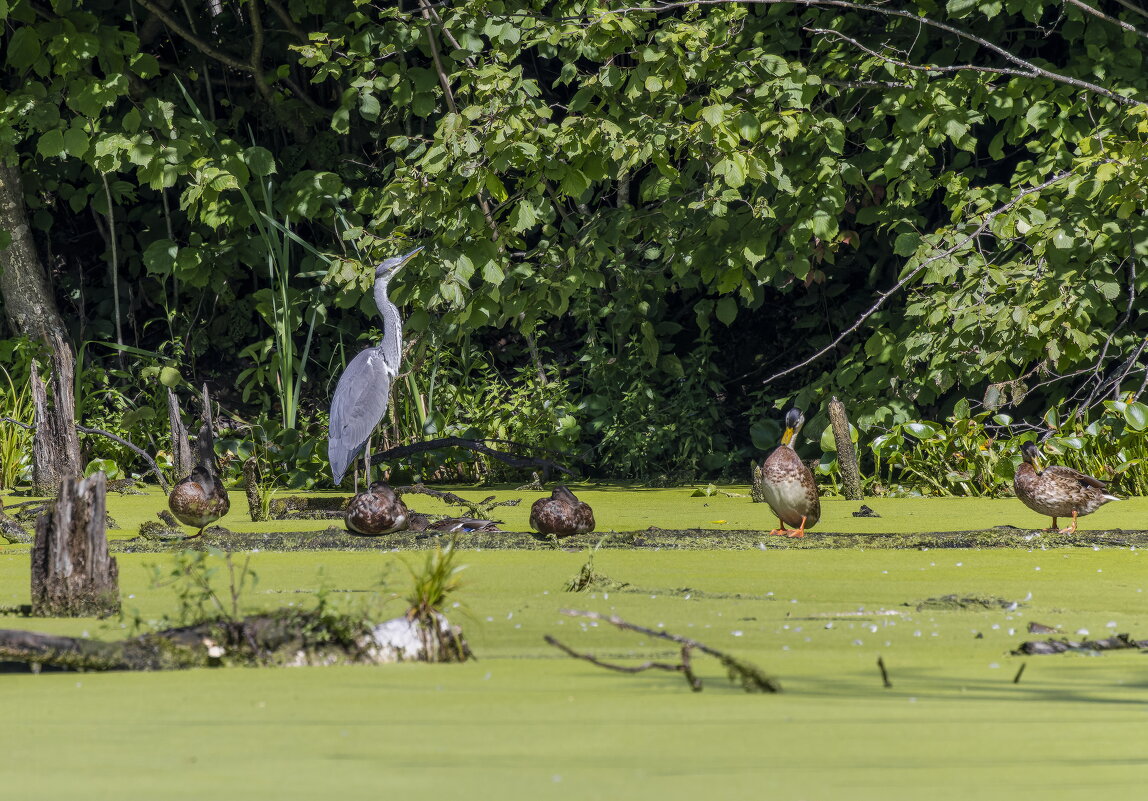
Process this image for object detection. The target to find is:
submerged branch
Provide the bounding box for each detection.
[547,609,781,693]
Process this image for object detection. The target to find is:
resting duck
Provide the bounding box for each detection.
[530,486,595,538]
[1013,441,1119,533]
[345,481,409,536]
[168,411,230,537]
[759,408,821,538]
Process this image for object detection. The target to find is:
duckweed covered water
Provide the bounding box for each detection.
[2,490,1147,799]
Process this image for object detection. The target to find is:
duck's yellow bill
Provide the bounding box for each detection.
[781,427,795,446]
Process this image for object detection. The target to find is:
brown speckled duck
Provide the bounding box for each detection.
[759,408,821,538]
[530,486,595,538]
[168,391,229,537]
[345,481,409,536]
[1013,441,1119,533]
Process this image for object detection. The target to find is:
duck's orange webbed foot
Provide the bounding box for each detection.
[787,516,808,539]
[1057,512,1079,535]
[767,520,789,537]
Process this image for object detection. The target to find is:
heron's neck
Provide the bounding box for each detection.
[374,277,403,373]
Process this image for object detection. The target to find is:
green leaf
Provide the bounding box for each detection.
[715,296,737,325]
[903,422,937,439]
[1124,402,1148,431]
[245,146,276,177]
[893,232,920,256]
[700,105,724,127]
[36,129,65,158]
[159,366,182,387]
[63,127,89,158]
[6,27,40,70]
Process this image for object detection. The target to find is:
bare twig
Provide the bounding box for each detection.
[877,655,892,688]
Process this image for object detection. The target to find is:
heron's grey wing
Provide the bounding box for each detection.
[328,347,392,484]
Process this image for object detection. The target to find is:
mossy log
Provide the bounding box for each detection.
[0,609,471,672]
[32,472,120,617]
[112,525,1148,553]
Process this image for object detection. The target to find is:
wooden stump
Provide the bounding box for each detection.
[828,397,863,501]
[167,387,193,479]
[31,472,120,617]
[243,457,267,522]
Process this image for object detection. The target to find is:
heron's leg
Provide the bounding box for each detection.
[364,433,372,486]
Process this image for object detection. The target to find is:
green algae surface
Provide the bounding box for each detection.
[6,485,1145,547]
[3,538,1148,800]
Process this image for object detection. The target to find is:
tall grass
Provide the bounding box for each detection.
[0,365,32,489]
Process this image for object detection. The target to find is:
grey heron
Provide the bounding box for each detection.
[328,246,424,486]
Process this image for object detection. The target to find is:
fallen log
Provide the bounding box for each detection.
[0,609,471,672]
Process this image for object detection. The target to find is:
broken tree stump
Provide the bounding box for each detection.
[31,472,120,617]
[828,397,862,501]
[243,457,267,522]
[167,386,193,479]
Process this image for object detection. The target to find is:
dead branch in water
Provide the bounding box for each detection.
[545,608,781,693]
[395,483,522,518]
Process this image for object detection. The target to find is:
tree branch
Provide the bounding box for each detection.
[1063,0,1148,42]
[806,27,1036,80]
[762,169,1077,385]
[599,0,1139,105]
[549,609,781,692]
[75,425,171,492]
[371,436,573,476]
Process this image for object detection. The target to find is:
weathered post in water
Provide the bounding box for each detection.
[31,472,120,617]
[828,397,862,501]
[167,387,193,479]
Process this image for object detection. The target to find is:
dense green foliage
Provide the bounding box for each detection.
[2,0,1147,484]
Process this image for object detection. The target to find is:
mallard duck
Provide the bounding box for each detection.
[168,408,230,538]
[345,481,410,536]
[530,486,595,538]
[1013,442,1120,533]
[759,408,820,538]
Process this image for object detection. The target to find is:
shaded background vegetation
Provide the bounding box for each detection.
[2,0,1147,489]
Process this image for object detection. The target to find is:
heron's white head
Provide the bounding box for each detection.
[375,246,424,280]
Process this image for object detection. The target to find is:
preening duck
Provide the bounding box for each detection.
[345,480,410,536]
[168,392,229,537]
[529,486,595,538]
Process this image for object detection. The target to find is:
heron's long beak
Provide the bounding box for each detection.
[398,246,424,266]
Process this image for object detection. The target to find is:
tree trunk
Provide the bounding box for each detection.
[243,456,267,522]
[0,163,82,491]
[167,387,193,477]
[828,397,863,501]
[31,472,120,617]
